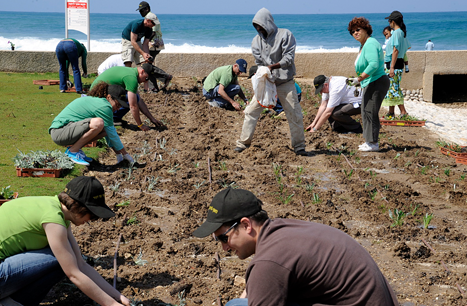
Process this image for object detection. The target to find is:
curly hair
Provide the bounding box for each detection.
[87,81,109,98]
[58,192,99,220]
[348,17,373,36]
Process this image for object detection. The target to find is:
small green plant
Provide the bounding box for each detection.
[127,213,139,225]
[218,179,238,189]
[326,142,333,150]
[311,193,321,204]
[277,192,294,205]
[109,181,121,192]
[158,138,167,150]
[147,176,160,191]
[343,169,354,180]
[444,167,451,177]
[415,150,420,157]
[460,174,466,180]
[295,166,304,186]
[394,153,401,160]
[388,209,407,227]
[133,249,148,266]
[354,156,361,164]
[305,183,315,193]
[141,140,151,155]
[126,161,137,181]
[422,213,434,229]
[218,161,228,171]
[13,149,74,170]
[167,164,181,174]
[420,166,428,175]
[409,203,420,215]
[192,161,200,168]
[0,186,15,199]
[116,200,130,207]
[369,189,378,201]
[193,180,206,189]
[404,161,412,167]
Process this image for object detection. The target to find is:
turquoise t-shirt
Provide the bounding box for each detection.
[0,196,70,260]
[122,19,152,41]
[355,37,386,88]
[91,66,139,94]
[384,28,409,63]
[203,65,237,92]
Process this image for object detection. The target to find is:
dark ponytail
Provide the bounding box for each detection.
[392,17,407,38]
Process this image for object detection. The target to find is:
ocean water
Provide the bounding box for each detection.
[1,11,466,53]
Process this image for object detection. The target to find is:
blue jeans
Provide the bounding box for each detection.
[56,40,83,91]
[0,247,65,306]
[113,93,141,121]
[203,84,241,110]
[225,298,300,306]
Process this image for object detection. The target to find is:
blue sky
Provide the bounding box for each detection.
[3,0,467,14]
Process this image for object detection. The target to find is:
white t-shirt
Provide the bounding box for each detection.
[325,76,362,109]
[98,54,125,75]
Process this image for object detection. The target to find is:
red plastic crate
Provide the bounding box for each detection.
[456,157,467,165]
[16,167,62,178]
[33,80,60,85]
[440,146,467,158]
[380,119,426,127]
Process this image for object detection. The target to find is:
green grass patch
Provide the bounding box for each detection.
[0,72,103,196]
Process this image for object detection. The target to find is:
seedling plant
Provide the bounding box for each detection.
[0,186,15,199]
[116,200,130,207]
[388,209,408,227]
[13,149,74,170]
[422,213,434,229]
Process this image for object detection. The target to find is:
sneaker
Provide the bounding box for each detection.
[60,90,66,93]
[358,142,379,152]
[234,146,246,153]
[66,80,73,88]
[78,150,93,162]
[65,148,90,166]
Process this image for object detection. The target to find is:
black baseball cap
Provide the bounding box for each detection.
[64,176,115,219]
[385,11,403,20]
[108,85,129,108]
[192,188,263,238]
[142,63,153,75]
[313,75,326,94]
[247,65,258,79]
[136,1,150,11]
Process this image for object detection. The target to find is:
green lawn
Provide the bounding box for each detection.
[0,72,102,196]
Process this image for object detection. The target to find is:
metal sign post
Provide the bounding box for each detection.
[65,0,90,51]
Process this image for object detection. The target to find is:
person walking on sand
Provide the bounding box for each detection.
[91,65,165,130]
[0,176,131,306]
[425,39,434,51]
[55,38,88,94]
[381,11,410,118]
[203,59,249,111]
[193,188,399,306]
[121,12,158,67]
[234,8,308,156]
[306,75,363,134]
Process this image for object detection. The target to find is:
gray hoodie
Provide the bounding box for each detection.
[251,8,296,85]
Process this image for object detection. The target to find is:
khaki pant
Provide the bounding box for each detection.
[121,38,144,65]
[236,79,306,152]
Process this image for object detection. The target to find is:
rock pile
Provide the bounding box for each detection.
[402,88,424,102]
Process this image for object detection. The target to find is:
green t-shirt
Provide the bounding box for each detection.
[203,65,237,92]
[91,66,139,93]
[0,196,69,260]
[49,96,115,131]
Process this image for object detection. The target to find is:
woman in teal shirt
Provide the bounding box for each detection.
[382,11,409,118]
[347,17,390,152]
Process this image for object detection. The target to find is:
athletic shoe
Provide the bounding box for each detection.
[65,148,90,166]
[78,150,93,162]
[358,142,380,152]
[60,90,66,93]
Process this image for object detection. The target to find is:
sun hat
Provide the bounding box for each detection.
[108,85,129,108]
[247,65,258,79]
[192,188,263,238]
[235,59,248,73]
[385,11,403,20]
[136,1,150,11]
[64,176,115,219]
[313,75,326,94]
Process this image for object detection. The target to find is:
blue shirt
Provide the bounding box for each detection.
[384,28,409,62]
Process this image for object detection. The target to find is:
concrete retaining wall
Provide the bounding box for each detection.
[1,50,466,102]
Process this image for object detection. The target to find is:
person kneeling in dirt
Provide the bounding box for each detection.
[0,176,131,306]
[91,65,165,130]
[144,61,173,93]
[193,188,399,306]
[202,59,249,111]
[49,83,135,166]
[306,75,363,134]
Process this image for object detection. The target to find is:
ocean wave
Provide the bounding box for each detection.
[0,36,359,53]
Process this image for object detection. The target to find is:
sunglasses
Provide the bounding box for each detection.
[214,222,238,243]
[351,28,362,35]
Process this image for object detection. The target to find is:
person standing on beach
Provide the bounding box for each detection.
[234,8,308,156]
[202,59,249,111]
[381,11,410,118]
[192,188,399,306]
[55,38,88,94]
[91,65,165,130]
[348,17,389,152]
[425,39,434,51]
[121,12,158,67]
[382,26,410,73]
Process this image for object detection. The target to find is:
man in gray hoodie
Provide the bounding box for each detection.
[234,8,308,156]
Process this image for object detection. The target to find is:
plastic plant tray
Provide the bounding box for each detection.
[455,157,467,165]
[33,80,60,85]
[0,192,19,205]
[380,119,426,127]
[439,146,467,158]
[16,167,62,178]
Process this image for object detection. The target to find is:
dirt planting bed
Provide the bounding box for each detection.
[42,77,467,306]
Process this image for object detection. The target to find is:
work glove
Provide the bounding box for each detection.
[348,77,360,86]
[116,153,124,163]
[123,154,134,163]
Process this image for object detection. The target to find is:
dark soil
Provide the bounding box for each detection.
[42,77,467,306]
